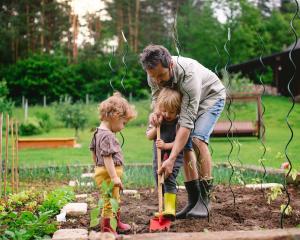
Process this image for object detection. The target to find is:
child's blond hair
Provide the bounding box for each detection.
[98,92,137,121]
[156,88,182,113]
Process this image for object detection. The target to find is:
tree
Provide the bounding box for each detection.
[55,102,87,139]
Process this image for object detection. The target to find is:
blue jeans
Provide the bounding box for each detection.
[185,98,225,148]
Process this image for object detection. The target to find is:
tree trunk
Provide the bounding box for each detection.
[72,14,78,63]
[26,2,30,54]
[134,0,140,53]
[116,1,124,52]
[40,0,45,51]
[127,2,133,50]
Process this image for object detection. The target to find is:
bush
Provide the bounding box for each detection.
[34,112,52,132]
[221,70,254,94]
[0,79,14,115]
[19,117,44,136]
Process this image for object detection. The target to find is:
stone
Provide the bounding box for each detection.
[123,190,138,195]
[52,229,88,240]
[81,173,95,178]
[89,231,116,240]
[63,203,88,216]
[245,183,283,190]
[69,180,77,187]
[124,228,300,240]
[76,194,88,199]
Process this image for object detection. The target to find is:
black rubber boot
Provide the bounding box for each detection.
[175,180,200,219]
[186,179,213,218]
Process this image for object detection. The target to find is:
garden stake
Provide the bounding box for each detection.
[11,119,15,193]
[4,114,9,197]
[0,113,2,198]
[15,120,19,193]
[149,125,171,232]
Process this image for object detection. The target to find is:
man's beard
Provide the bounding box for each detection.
[160,76,174,88]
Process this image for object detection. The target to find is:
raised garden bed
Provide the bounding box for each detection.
[18,137,76,149]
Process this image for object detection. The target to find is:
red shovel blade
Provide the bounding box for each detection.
[149,215,171,232]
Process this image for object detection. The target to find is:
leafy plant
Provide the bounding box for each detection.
[39,187,75,215]
[55,102,87,139]
[90,181,119,230]
[221,70,255,94]
[19,117,44,136]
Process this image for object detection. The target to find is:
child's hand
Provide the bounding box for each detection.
[156,139,166,149]
[112,177,123,190]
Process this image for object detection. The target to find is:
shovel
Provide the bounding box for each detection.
[149,125,171,232]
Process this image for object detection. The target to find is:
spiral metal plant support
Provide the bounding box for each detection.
[280,0,298,228]
[108,46,116,92]
[224,27,236,206]
[257,34,267,193]
[121,31,129,91]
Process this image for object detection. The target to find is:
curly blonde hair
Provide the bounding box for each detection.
[156,88,182,113]
[98,92,137,122]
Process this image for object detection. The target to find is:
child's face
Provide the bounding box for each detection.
[160,107,177,122]
[111,117,127,132]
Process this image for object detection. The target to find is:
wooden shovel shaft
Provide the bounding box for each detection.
[157,126,163,214]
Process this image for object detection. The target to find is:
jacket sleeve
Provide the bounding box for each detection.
[147,75,160,110]
[178,68,202,129]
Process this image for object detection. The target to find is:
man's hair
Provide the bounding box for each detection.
[156,88,182,114]
[139,44,172,70]
[98,92,137,121]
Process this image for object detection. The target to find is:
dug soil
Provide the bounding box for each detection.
[60,185,300,233]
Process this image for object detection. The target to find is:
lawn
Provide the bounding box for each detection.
[12,95,300,170]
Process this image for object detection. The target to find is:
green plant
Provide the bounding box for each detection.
[39,187,75,215]
[19,117,44,136]
[55,102,87,139]
[0,79,14,115]
[90,181,119,230]
[221,70,254,94]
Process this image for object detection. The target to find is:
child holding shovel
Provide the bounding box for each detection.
[90,92,136,235]
[146,88,184,220]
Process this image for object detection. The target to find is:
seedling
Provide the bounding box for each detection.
[90,181,119,230]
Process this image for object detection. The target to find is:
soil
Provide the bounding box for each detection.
[59,185,300,234]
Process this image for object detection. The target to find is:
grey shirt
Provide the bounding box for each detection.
[148,56,226,129]
[89,128,123,167]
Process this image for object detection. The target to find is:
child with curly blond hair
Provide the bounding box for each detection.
[90,92,136,235]
[146,87,184,220]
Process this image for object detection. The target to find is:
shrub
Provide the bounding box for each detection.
[19,117,43,136]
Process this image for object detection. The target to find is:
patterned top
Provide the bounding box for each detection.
[89,128,123,167]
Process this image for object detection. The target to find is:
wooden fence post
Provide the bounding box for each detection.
[0,113,2,198]
[15,120,19,193]
[4,114,9,197]
[11,119,15,193]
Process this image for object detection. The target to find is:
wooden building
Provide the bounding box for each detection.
[228,42,300,97]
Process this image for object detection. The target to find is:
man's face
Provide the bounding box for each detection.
[146,63,172,85]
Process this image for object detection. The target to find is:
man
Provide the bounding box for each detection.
[140,44,226,219]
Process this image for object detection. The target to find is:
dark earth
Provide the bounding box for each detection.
[59,184,300,234]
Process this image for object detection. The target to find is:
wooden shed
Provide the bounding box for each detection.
[228,42,300,97]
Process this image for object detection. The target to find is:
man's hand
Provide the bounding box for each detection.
[157,158,174,178]
[149,112,163,126]
[156,139,166,149]
[112,176,123,190]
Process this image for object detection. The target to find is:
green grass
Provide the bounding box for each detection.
[10,96,300,171]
